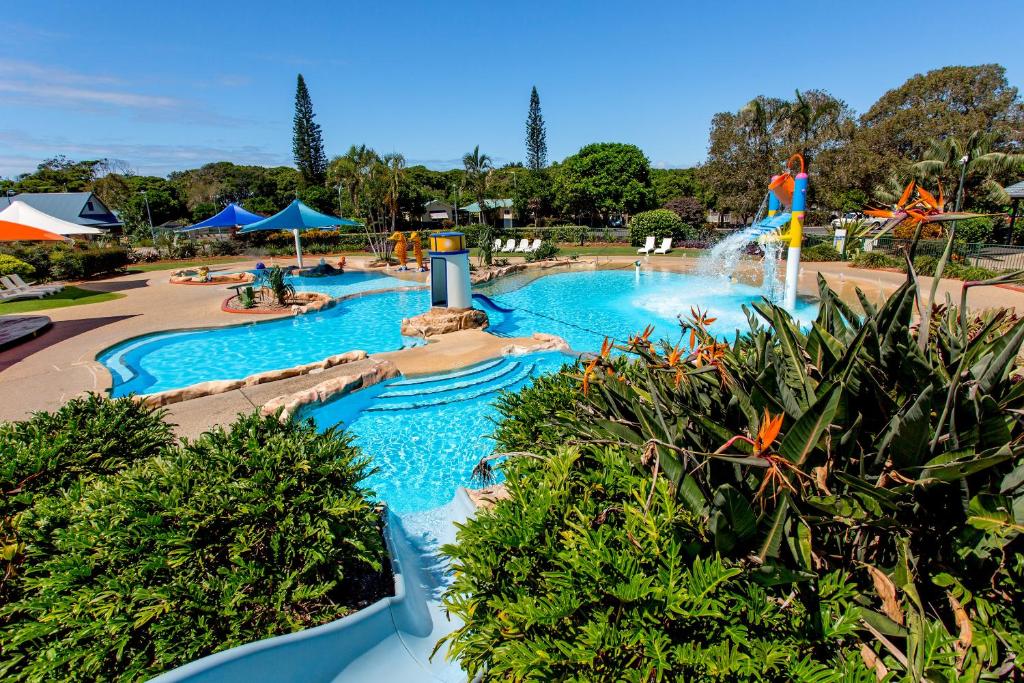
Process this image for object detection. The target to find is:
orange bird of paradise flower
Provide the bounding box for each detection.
[864,180,984,232]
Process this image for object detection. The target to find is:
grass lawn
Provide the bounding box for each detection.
[128,255,249,272]
[0,286,125,314]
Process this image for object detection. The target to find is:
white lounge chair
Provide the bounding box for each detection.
[0,279,46,301]
[1,275,53,297]
[653,238,673,255]
[527,238,542,252]
[9,274,63,294]
[500,238,516,252]
[514,239,530,253]
[492,238,503,252]
[637,236,656,254]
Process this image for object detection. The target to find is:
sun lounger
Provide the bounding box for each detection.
[500,238,516,252]
[527,238,542,252]
[0,279,46,301]
[653,238,673,254]
[1,275,53,297]
[637,235,656,255]
[8,274,63,294]
[492,238,503,252]
[514,239,530,253]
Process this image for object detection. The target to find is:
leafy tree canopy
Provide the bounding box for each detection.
[553,142,656,224]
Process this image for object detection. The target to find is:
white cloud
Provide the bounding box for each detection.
[0,82,181,110]
[0,130,291,178]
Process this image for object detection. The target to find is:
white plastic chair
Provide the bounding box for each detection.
[653,238,673,254]
[528,238,543,252]
[492,238,502,252]
[637,235,656,254]
[500,238,516,252]
[514,239,530,253]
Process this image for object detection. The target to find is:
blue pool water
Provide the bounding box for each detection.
[100,288,428,397]
[478,268,818,349]
[304,351,572,514]
[285,269,423,297]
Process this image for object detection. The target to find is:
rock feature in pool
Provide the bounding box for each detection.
[137,350,370,407]
[400,306,489,337]
[260,358,400,421]
[221,290,333,315]
[169,269,253,285]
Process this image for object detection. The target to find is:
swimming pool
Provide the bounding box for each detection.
[285,269,422,297]
[304,351,571,514]
[100,288,428,397]
[478,267,818,350]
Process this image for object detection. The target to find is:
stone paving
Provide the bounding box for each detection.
[1,253,1022,435]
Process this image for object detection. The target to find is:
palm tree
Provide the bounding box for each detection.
[382,153,406,230]
[327,145,378,220]
[786,89,841,161]
[462,146,493,226]
[912,130,1024,211]
[911,131,1024,350]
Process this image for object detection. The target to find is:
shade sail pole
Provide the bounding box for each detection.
[292,228,304,268]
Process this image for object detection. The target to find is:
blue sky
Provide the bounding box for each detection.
[2,0,1022,178]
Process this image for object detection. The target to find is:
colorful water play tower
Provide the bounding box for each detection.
[766,154,808,311]
[427,231,473,309]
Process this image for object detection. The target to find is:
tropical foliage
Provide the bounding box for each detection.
[442,271,1024,680]
[1,407,386,682]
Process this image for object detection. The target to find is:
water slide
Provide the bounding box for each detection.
[152,493,474,683]
[472,292,515,313]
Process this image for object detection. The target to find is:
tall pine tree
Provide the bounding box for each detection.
[525,86,547,171]
[292,74,327,186]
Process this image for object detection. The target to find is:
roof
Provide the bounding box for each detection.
[459,198,513,212]
[0,192,121,228]
[1006,181,1024,199]
[238,199,360,233]
[181,202,265,231]
[0,200,104,235]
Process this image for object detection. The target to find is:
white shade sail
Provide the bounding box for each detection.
[0,200,104,235]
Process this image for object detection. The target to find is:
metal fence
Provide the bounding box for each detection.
[866,237,1024,272]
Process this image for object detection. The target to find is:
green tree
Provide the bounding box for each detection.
[847,64,1024,195]
[462,146,493,226]
[327,145,379,220]
[292,74,328,187]
[553,143,655,225]
[382,153,406,230]
[525,86,547,171]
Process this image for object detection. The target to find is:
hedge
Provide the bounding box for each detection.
[0,406,387,682]
[629,209,690,246]
[0,245,129,282]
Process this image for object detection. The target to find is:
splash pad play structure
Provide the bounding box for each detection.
[701,154,809,310]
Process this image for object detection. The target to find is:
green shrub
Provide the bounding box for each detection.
[0,395,174,603]
[954,216,995,244]
[850,250,901,269]
[2,413,387,682]
[902,255,999,281]
[799,243,841,262]
[629,209,688,246]
[0,254,34,278]
[524,241,559,262]
[442,277,1024,680]
[552,224,589,245]
[46,247,130,280]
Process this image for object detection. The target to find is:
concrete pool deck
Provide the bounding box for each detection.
[2,253,1022,431]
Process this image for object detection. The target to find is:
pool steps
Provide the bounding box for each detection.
[387,357,504,388]
[366,361,536,412]
[377,360,520,398]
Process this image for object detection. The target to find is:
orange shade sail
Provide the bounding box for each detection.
[0,220,68,242]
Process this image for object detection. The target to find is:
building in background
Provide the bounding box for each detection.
[0,192,123,233]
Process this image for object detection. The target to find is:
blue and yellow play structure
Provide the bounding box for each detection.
[750,154,808,310]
